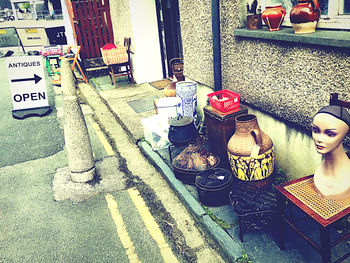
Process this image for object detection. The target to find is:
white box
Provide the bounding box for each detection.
[141,115,170,150]
[156,97,181,119]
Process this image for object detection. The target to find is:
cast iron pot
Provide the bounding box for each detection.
[195,168,233,206]
[172,156,221,185]
[168,116,198,145]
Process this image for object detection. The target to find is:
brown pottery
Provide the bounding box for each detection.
[290,0,321,34]
[261,4,286,31]
[227,114,275,183]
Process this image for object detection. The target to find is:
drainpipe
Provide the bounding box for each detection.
[211,0,222,91]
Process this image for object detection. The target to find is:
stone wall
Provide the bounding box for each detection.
[109,0,134,48]
[178,0,350,179]
[178,1,214,88]
[178,0,350,133]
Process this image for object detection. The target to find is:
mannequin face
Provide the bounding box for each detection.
[312,113,349,154]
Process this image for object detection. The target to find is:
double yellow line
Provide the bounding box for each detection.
[89,116,178,262]
[106,190,178,263]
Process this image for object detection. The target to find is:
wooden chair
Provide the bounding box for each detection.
[61,46,88,83]
[107,38,134,87]
[330,92,350,108]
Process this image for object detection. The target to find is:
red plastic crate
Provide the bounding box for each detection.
[207,90,240,112]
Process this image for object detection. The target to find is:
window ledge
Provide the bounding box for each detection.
[234,27,350,48]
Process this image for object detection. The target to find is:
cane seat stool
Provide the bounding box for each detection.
[275,174,350,263]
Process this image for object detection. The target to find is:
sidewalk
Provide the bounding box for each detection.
[82,75,350,263]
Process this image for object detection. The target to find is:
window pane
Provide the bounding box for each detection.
[341,0,350,14]
[318,0,328,15]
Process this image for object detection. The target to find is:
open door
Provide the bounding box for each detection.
[156,0,183,78]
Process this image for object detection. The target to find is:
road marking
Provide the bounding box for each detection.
[128,188,179,263]
[105,194,141,263]
[88,116,115,156]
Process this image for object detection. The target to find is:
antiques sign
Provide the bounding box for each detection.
[6,56,48,111]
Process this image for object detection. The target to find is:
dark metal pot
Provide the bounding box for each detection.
[195,168,233,206]
[168,116,198,145]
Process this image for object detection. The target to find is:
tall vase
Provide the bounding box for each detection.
[290,0,321,34]
[227,114,275,185]
[176,81,197,122]
[261,4,286,31]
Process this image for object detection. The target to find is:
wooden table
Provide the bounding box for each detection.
[275,175,350,263]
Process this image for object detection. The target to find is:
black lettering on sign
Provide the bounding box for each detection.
[8,61,41,68]
[13,92,46,102]
[13,94,22,102]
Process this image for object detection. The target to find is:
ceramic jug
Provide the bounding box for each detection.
[290,0,321,34]
[227,114,274,184]
[261,4,286,31]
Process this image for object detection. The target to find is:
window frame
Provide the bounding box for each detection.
[260,0,350,30]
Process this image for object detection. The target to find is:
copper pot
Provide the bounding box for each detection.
[172,144,220,184]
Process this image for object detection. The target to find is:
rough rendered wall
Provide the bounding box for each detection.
[178,0,350,132]
[178,1,214,87]
[109,0,134,47]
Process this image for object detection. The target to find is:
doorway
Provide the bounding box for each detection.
[156,0,183,78]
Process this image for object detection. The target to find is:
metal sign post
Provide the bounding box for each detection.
[6,55,51,119]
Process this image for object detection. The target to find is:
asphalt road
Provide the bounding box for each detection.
[0,56,65,167]
[0,54,211,263]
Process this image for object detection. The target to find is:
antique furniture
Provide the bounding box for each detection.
[330,93,350,108]
[102,37,134,88]
[275,175,350,263]
[62,46,88,83]
[229,180,277,242]
[204,105,248,168]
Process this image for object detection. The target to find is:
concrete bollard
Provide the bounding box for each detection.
[61,59,76,97]
[63,95,95,182]
[61,58,95,182]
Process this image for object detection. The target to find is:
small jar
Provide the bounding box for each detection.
[261,4,286,31]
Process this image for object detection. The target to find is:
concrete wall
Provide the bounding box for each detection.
[109,0,133,46]
[178,0,350,179]
[178,1,214,88]
[110,0,163,84]
[179,1,350,130]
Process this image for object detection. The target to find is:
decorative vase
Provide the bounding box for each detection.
[227,114,275,185]
[261,4,286,31]
[176,81,197,122]
[290,0,321,34]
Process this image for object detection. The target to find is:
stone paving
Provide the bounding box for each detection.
[89,75,350,263]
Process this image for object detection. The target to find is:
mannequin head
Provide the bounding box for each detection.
[312,105,350,155]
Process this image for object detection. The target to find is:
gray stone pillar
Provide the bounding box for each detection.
[63,96,95,182]
[61,59,76,97]
[61,60,95,183]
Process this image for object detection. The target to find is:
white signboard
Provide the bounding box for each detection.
[6,56,48,111]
